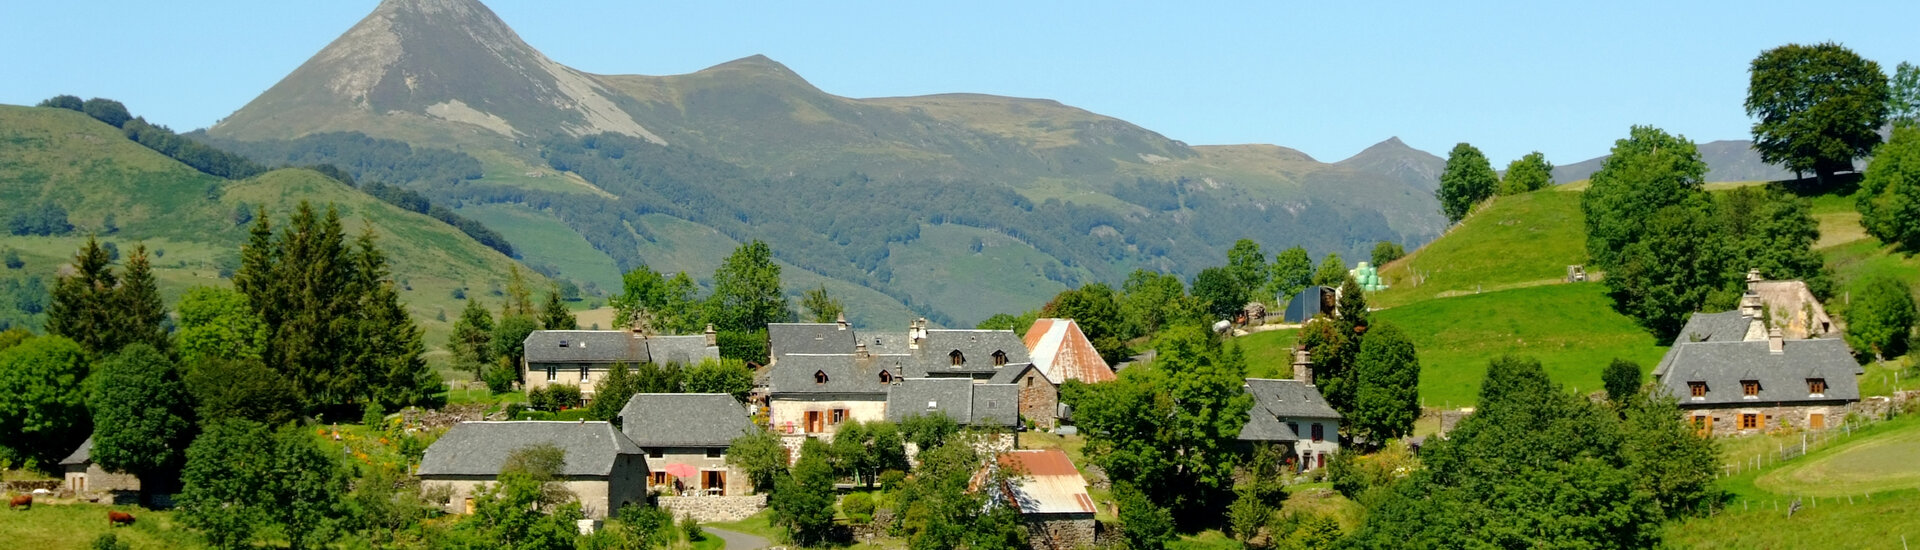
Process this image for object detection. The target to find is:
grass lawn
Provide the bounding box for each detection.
[1235,328,1301,380]
[1370,191,1588,309]
[0,502,205,550]
[1753,414,1920,497]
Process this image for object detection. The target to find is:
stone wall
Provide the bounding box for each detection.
[659,494,767,522]
[1026,517,1097,550]
[1688,404,1841,435]
[1018,371,1059,430]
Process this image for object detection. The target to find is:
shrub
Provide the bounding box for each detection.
[483,363,517,393]
[680,514,704,542]
[878,469,907,491]
[528,384,582,412]
[842,492,876,524]
[89,533,130,550]
[361,401,386,427]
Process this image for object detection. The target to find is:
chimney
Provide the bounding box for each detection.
[1739,291,1763,319]
[910,318,927,350]
[1768,327,1784,355]
[1292,348,1314,385]
[836,311,849,330]
[1746,268,1763,290]
[703,324,717,347]
[855,341,870,358]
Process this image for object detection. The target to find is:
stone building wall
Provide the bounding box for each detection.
[1018,371,1059,430]
[1026,517,1097,550]
[659,494,767,522]
[1687,404,1842,435]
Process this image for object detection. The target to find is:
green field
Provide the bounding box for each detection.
[456,202,624,293]
[885,224,1073,327]
[1236,328,1302,380]
[0,502,205,550]
[1371,191,1588,308]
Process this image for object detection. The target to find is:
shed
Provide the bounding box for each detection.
[1281,286,1337,323]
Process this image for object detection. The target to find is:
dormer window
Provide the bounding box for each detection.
[949,350,965,366]
[879,371,894,384]
[814,371,829,384]
[992,350,1008,366]
[1688,382,1707,399]
[1807,378,1826,396]
[1742,380,1760,398]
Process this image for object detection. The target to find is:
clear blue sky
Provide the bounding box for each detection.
[4,1,1915,164]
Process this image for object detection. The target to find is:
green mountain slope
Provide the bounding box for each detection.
[0,104,534,349]
[1372,190,1589,308]
[200,0,1448,326]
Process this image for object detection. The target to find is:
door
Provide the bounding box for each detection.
[704,470,726,496]
[1809,413,1825,429]
[805,411,823,433]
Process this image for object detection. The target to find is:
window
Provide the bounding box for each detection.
[1807,378,1827,396]
[814,370,829,384]
[950,350,965,366]
[547,365,557,382]
[805,411,823,433]
[1311,423,1324,442]
[993,350,1008,366]
[580,365,589,382]
[706,448,724,459]
[648,449,663,459]
[1742,380,1760,397]
[1809,413,1826,429]
[558,339,569,348]
[832,408,847,424]
[464,497,475,515]
[1688,382,1706,398]
[1740,413,1759,430]
[1025,377,1033,388]
[879,371,893,384]
[703,470,727,496]
[651,472,668,486]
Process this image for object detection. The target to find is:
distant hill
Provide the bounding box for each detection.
[201,0,1450,327]
[0,104,537,351]
[1554,139,1795,183]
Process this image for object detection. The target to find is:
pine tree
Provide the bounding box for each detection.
[587,363,637,421]
[118,245,171,353]
[449,298,495,381]
[350,230,439,409]
[539,284,577,330]
[46,236,119,355]
[504,265,536,318]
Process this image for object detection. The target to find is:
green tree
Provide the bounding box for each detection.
[586,363,638,421]
[348,230,440,410]
[1311,253,1347,287]
[900,412,961,452]
[1349,322,1420,449]
[1619,391,1722,519]
[176,286,268,365]
[1746,42,1891,183]
[449,298,496,381]
[828,419,870,482]
[116,245,169,353]
[1859,126,1920,252]
[492,315,540,381]
[178,420,348,550]
[1191,266,1246,320]
[1268,246,1314,302]
[1226,487,1271,543]
[800,284,844,323]
[1226,239,1270,303]
[502,265,537,318]
[1043,282,1130,362]
[889,438,1028,550]
[1581,125,1712,270]
[1718,186,1830,296]
[46,236,121,356]
[1607,205,1726,340]
[459,445,583,550]
[81,97,131,128]
[87,344,194,505]
[537,284,576,330]
[611,266,708,334]
[725,430,790,494]
[707,240,789,332]
[37,94,83,111]
[1893,62,1920,128]
[683,358,755,402]
[1438,143,1499,223]
[1843,274,1916,361]
[1114,483,1175,550]
[1121,269,1196,337]
[3,248,20,269]
[1369,241,1405,268]
[770,438,837,547]
[0,335,91,465]
[183,357,300,426]
[1499,151,1556,195]
[1602,358,1642,405]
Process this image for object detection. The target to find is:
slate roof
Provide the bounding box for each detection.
[1653,312,1759,377]
[1239,378,1341,441]
[523,331,718,366]
[885,378,1020,427]
[768,323,857,358]
[418,421,644,478]
[619,393,756,448]
[61,436,93,466]
[768,354,898,395]
[901,330,1032,377]
[987,363,1047,385]
[1023,319,1115,384]
[1657,338,1863,406]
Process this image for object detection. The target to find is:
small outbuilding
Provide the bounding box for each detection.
[994,449,1099,550]
[1281,286,1337,323]
[60,437,142,495]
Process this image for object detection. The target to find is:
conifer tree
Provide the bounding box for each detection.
[538,284,577,330]
[504,265,536,318]
[47,236,120,355]
[449,298,495,381]
[117,245,170,353]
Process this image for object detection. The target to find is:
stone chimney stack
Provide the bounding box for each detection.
[855,341,870,358]
[1740,291,1764,319]
[909,318,928,350]
[703,324,717,347]
[1746,268,1763,288]
[1768,327,1784,355]
[1292,348,1315,385]
[836,311,849,330]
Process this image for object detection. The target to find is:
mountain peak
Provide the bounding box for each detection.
[212,0,663,143]
[1336,137,1444,191]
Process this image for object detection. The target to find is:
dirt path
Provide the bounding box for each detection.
[705,526,771,550]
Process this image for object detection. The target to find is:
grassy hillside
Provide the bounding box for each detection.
[0,104,535,353]
[1371,190,1588,308]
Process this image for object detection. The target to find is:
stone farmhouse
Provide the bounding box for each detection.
[1238,351,1342,470]
[418,421,648,519]
[993,449,1100,550]
[1653,273,1861,435]
[520,327,720,399]
[618,393,765,521]
[60,437,142,496]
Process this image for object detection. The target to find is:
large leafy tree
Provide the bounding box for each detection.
[0,335,90,465]
[1225,239,1269,303]
[448,298,495,381]
[770,438,837,547]
[799,284,844,324]
[1311,253,1347,287]
[183,357,300,427]
[1746,42,1891,183]
[1369,241,1405,268]
[1716,186,1829,296]
[1438,143,1498,223]
[1893,62,1920,128]
[725,430,789,494]
[455,445,585,550]
[1843,274,1915,361]
[1121,269,1195,337]
[1043,282,1129,362]
[611,266,707,334]
[708,240,789,332]
[1190,266,1246,320]
[175,286,268,365]
[683,358,756,402]
[1607,205,1726,340]
[1499,151,1555,195]
[1581,126,1712,270]
[1859,126,1920,252]
[1268,246,1314,302]
[1582,127,1722,337]
[87,343,194,505]
[1602,359,1642,405]
[1299,276,1371,415]
[1349,322,1420,448]
[889,438,1028,550]
[178,420,349,550]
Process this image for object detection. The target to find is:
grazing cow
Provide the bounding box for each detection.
[108,511,135,527]
[7,494,29,510]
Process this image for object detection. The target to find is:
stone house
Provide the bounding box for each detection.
[1238,351,1342,470]
[766,353,894,438]
[418,421,648,519]
[521,327,720,400]
[766,318,1055,435]
[1656,328,1861,435]
[618,393,756,497]
[60,437,141,495]
[1024,318,1115,385]
[993,449,1099,550]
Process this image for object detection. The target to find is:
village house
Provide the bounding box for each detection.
[520,326,720,399]
[618,393,766,521]
[418,421,648,519]
[887,377,1023,454]
[993,449,1100,550]
[60,437,141,496]
[1238,350,1342,470]
[1652,271,1860,434]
